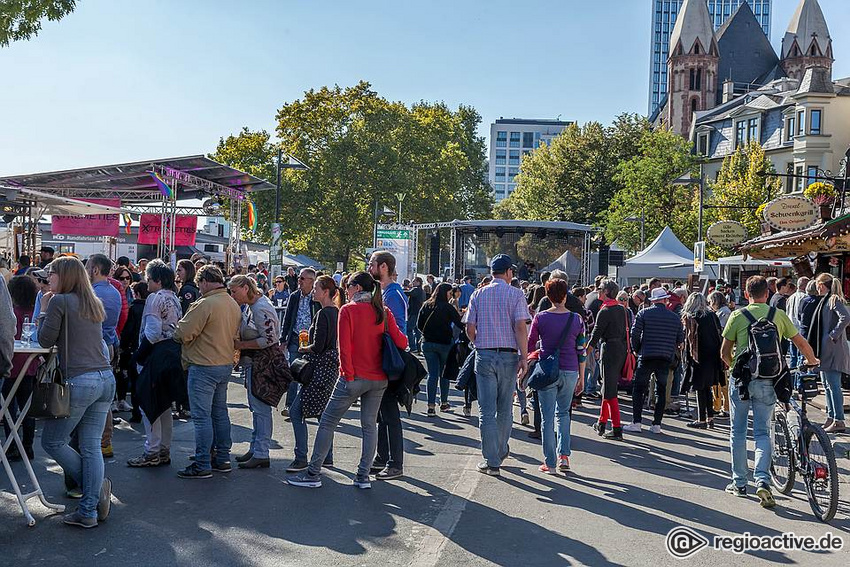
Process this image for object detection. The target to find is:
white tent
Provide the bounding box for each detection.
[544,250,582,275]
[616,226,708,284]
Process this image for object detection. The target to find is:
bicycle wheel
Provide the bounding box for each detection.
[770,410,795,494]
[803,424,839,523]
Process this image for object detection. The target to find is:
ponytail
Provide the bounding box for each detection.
[349,271,384,324]
[830,277,846,309]
[371,286,385,325]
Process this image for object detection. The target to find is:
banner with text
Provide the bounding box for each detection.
[52,199,121,237]
[138,214,197,246]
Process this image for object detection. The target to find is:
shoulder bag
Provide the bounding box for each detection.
[620,307,636,388]
[30,302,70,419]
[382,310,406,380]
[527,312,576,390]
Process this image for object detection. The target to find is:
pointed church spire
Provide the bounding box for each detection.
[781,0,833,81]
[669,0,718,58]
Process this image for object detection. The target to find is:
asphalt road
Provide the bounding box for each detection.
[2,375,849,566]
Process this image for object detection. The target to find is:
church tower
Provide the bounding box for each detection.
[666,0,719,137]
[780,0,833,82]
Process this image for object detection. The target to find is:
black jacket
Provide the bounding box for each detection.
[537,291,584,314]
[134,339,183,420]
[418,302,463,344]
[119,298,145,369]
[280,291,321,345]
[407,285,426,317]
[178,283,200,315]
[388,349,428,414]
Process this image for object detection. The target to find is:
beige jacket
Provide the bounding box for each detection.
[174,287,241,369]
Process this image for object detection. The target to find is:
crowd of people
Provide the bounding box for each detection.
[0,244,846,527]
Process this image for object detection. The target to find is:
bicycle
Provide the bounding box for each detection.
[770,370,839,522]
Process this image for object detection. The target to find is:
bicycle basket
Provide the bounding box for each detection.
[798,372,819,401]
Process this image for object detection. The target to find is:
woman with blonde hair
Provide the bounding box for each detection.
[229,274,283,468]
[37,256,114,528]
[808,273,850,432]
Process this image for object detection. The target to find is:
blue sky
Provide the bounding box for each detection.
[1,0,849,176]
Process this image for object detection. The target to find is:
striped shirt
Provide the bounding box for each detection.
[467,278,529,350]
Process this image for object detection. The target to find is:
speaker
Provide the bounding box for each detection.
[428,231,440,276]
[598,244,610,277]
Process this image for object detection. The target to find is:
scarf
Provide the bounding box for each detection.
[601,298,619,308]
[352,291,373,304]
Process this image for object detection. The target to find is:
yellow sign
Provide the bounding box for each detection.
[706,220,748,247]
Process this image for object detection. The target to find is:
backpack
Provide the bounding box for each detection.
[741,307,785,381]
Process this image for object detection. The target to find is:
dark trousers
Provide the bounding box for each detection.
[531,390,541,434]
[632,358,669,426]
[696,386,715,421]
[376,390,403,468]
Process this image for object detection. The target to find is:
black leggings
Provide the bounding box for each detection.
[377,391,403,468]
[695,387,715,421]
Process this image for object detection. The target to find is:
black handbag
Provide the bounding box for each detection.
[30,308,70,419]
[382,314,405,380]
[527,313,575,391]
[291,356,315,386]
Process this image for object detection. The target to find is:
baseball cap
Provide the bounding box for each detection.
[490,254,514,273]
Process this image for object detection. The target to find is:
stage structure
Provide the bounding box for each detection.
[0,156,274,267]
[408,219,597,285]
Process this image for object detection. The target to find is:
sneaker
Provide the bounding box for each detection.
[175,409,191,420]
[97,478,112,522]
[587,391,602,400]
[353,475,372,489]
[592,422,606,436]
[521,413,530,426]
[177,464,212,479]
[376,466,403,480]
[603,426,623,440]
[62,509,97,529]
[281,407,290,418]
[462,406,471,417]
[286,459,308,473]
[235,451,254,463]
[476,461,500,476]
[649,425,663,434]
[65,487,83,499]
[824,421,846,433]
[287,471,322,488]
[211,461,232,473]
[623,422,643,433]
[101,444,114,458]
[127,453,160,467]
[238,457,270,469]
[158,449,171,465]
[725,482,747,497]
[558,456,570,472]
[112,416,122,426]
[370,460,387,474]
[116,400,133,412]
[322,459,334,468]
[426,406,436,417]
[756,482,776,508]
[440,403,451,412]
[538,464,557,475]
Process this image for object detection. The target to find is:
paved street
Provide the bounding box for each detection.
[2,375,849,566]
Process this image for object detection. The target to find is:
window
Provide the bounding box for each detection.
[785,116,795,142]
[495,150,505,165]
[697,133,709,156]
[785,163,795,192]
[807,166,819,188]
[795,165,805,192]
[496,131,507,141]
[747,118,759,144]
[810,109,822,135]
[689,68,701,90]
[495,167,505,179]
[496,131,507,148]
[508,167,519,181]
[494,184,505,197]
[522,132,534,148]
[509,132,521,148]
[509,150,520,165]
[797,109,805,135]
[735,121,746,148]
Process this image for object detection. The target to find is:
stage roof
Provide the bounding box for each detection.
[0,155,276,203]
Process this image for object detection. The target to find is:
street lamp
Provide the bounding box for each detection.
[395,192,407,224]
[274,149,309,225]
[373,200,396,248]
[625,212,645,250]
[671,165,706,242]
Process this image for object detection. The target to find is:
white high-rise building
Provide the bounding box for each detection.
[488,118,573,202]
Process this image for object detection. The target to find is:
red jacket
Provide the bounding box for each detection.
[108,277,129,336]
[338,302,408,381]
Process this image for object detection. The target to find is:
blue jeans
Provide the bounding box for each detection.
[538,370,580,467]
[475,349,519,468]
[285,340,301,408]
[789,343,801,369]
[245,367,272,459]
[42,369,115,519]
[290,388,333,463]
[423,341,452,405]
[730,379,776,487]
[188,364,233,469]
[407,312,421,352]
[584,353,599,395]
[821,370,845,421]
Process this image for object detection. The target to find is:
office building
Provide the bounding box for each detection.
[488,118,573,202]
[649,0,771,116]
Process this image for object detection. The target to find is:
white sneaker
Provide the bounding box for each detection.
[650,425,663,434]
[623,422,642,433]
[116,400,133,412]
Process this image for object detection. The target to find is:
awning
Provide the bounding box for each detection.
[21,188,132,216]
[738,213,850,260]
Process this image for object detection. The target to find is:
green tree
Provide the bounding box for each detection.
[605,128,698,252]
[703,141,782,257]
[1,0,76,46]
[494,113,648,226]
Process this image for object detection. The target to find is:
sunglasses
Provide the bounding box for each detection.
[119,276,132,281]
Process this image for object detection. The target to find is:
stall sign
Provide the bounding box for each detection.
[138,214,197,246]
[762,196,818,231]
[706,221,748,247]
[52,199,120,237]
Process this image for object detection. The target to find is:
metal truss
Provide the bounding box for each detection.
[581,231,592,286]
[153,165,247,201]
[122,205,223,217]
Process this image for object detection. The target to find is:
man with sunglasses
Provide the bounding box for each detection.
[279,268,321,414]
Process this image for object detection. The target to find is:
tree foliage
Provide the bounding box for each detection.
[605,128,699,252]
[494,114,648,226]
[213,82,492,268]
[1,0,76,47]
[703,141,782,257]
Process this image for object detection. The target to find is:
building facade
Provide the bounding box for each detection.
[487,118,573,202]
[649,0,771,116]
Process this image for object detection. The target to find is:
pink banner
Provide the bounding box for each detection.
[51,199,120,237]
[138,214,197,246]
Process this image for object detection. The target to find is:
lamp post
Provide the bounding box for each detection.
[274,149,309,225]
[672,165,706,242]
[395,192,406,224]
[625,211,645,250]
